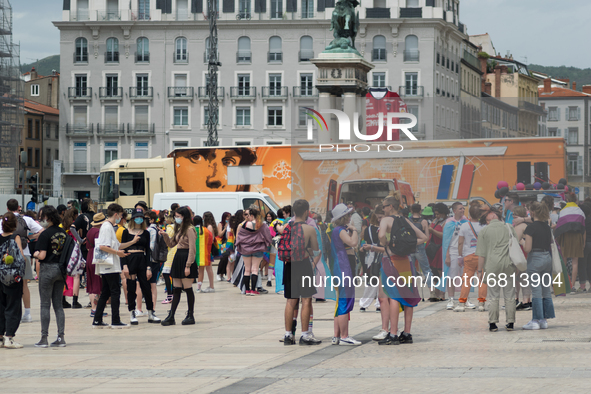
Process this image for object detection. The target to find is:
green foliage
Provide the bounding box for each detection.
[529,64,591,91]
[478,51,490,59]
[20,55,60,77]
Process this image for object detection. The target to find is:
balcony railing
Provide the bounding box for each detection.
[268,52,283,62]
[128,123,155,135]
[237,12,251,20]
[62,162,102,174]
[135,52,150,63]
[67,87,92,100]
[173,51,189,63]
[293,86,319,98]
[73,52,88,63]
[403,49,420,62]
[399,85,424,98]
[230,86,257,99]
[72,10,90,21]
[372,49,386,61]
[197,86,225,99]
[366,8,391,18]
[97,124,125,135]
[463,49,480,70]
[236,51,252,63]
[400,7,422,18]
[167,86,194,98]
[97,10,121,21]
[519,100,546,116]
[301,11,314,19]
[129,87,153,99]
[65,123,94,136]
[299,50,314,61]
[262,86,288,98]
[104,51,119,63]
[458,22,465,33]
[99,87,123,99]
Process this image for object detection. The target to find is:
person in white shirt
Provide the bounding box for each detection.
[92,204,137,329]
[1,199,43,323]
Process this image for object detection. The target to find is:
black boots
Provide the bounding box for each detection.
[182,311,195,325]
[161,311,176,326]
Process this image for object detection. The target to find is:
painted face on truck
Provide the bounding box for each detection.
[174,148,258,191]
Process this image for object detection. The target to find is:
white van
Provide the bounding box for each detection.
[152,192,280,221]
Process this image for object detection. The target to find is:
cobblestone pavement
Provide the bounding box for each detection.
[1,280,591,393]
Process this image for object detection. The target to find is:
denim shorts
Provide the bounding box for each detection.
[242,251,265,258]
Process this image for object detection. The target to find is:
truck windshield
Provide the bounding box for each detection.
[99,171,115,202]
[243,198,274,219]
[264,196,281,212]
[119,172,145,196]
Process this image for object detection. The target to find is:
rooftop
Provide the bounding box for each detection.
[24,99,59,115]
[538,86,591,98]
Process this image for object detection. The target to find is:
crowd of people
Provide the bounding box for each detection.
[0,188,588,349]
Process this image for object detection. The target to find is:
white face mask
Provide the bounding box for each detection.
[39,220,49,228]
[175,217,183,224]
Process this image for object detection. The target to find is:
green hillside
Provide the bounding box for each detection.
[528,64,591,90]
[20,55,60,76]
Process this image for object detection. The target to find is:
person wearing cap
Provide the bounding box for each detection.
[421,206,434,224]
[120,208,161,325]
[330,203,362,346]
[135,201,149,213]
[86,213,106,317]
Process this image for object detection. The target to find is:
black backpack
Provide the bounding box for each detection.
[388,216,417,256]
[14,215,29,250]
[151,230,168,263]
[59,235,76,277]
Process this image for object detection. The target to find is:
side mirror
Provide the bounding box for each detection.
[113,184,120,198]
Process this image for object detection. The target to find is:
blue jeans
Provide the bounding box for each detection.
[526,251,555,321]
[410,243,432,287]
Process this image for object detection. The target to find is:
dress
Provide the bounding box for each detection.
[85,227,102,295]
[427,219,444,276]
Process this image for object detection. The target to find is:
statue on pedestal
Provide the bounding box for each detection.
[325,0,360,55]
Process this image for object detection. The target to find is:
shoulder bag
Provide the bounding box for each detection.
[505,223,527,271]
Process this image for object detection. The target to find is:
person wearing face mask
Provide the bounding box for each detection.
[120,209,161,325]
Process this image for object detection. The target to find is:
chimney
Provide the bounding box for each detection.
[500,65,508,74]
[582,85,591,95]
[30,67,37,80]
[573,81,577,91]
[484,82,492,95]
[543,78,552,94]
[494,66,502,98]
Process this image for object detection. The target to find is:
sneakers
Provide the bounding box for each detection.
[90,310,108,318]
[257,288,269,294]
[161,311,176,326]
[34,336,49,348]
[72,301,83,309]
[523,302,532,311]
[372,329,389,341]
[299,335,322,345]
[446,298,455,310]
[134,309,146,318]
[4,337,23,349]
[453,303,466,312]
[50,335,66,347]
[360,307,366,312]
[196,282,203,293]
[216,274,223,281]
[130,310,138,325]
[157,277,165,286]
[201,287,215,293]
[489,323,498,332]
[339,337,361,346]
[399,332,413,344]
[539,319,549,329]
[266,280,272,287]
[378,333,400,345]
[331,337,340,345]
[161,295,173,304]
[465,300,476,309]
[182,311,195,325]
[21,314,32,323]
[84,302,93,309]
[522,320,540,330]
[376,308,381,313]
[148,310,161,323]
[505,323,514,331]
[111,322,130,329]
[92,322,110,329]
[284,334,296,346]
[477,302,486,312]
[516,302,526,311]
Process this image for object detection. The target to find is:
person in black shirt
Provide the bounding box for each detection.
[33,206,68,348]
[522,202,555,330]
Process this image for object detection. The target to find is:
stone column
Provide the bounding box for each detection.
[343,92,357,142]
[329,94,338,142]
[318,92,332,144]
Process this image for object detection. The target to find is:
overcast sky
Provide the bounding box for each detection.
[11,0,591,69]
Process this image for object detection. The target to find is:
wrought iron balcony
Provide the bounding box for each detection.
[167,86,194,99]
[104,51,119,63]
[97,124,125,135]
[129,87,153,100]
[366,8,390,18]
[230,86,256,99]
[99,87,123,100]
[403,49,420,62]
[67,87,92,100]
[399,86,424,98]
[293,86,318,98]
[299,50,314,62]
[61,162,102,174]
[97,10,121,21]
[65,123,94,137]
[128,123,155,135]
[197,86,225,99]
[267,52,283,62]
[73,51,88,63]
[262,86,288,99]
[135,51,150,63]
[173,51,189,63]
[236,51,252,63]
[400,7,422,18]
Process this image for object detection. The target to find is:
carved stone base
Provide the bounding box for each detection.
[311,52,374,96]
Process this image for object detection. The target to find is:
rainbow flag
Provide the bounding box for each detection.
[224,230,235,253]
[195,226,212,267]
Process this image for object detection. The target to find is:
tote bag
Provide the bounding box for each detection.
[93,244,114,266]
[550,232,563,274]
[506,223,527,271]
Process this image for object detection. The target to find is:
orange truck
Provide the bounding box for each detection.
[98,138,566,214]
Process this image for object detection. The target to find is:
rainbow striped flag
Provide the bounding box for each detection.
[224,230,235,253]
[195,226,212,267]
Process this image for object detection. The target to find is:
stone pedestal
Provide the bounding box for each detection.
[311,52,374,143]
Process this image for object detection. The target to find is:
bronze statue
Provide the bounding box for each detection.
[325,0,361,55]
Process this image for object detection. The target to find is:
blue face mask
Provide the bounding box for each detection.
[175,217,183,224]
[115,217,122,224]
[134,218,144,225]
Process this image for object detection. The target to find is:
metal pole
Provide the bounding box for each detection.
[205,0,220,147]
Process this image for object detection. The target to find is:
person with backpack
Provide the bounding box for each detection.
[454,204,487,312]
[2,199,43,324]
[199,212,218,293]
[32,206,68,347]
[377,192,427,346]
[70,198,97,309]
[280,199,320,346]
[359,208,385,313]
[0,212,27,349]
[85,213,105,318]
[146,211,165,310]
[408,204,432,291]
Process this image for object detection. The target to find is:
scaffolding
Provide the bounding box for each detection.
[0,0,23,176]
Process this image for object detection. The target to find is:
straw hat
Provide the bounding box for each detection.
[331,203,353,223]
[91,213,106,227]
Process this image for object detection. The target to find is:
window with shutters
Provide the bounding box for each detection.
[31,84,40,96]
[302,0,313,18]
[268,106,283,126]
[268,36,282,62]
[106,38,119,63]
[567,153,581,176]
[236,107,251,126]
[299,36,313,61]
[136,37,150,62]
[73,142,87,172]
[372,35,386,61]
[567,127,579,145]
[138,0,150,19]
[237,36,251,62]
[105,142,118,164]
[75,38,88,62]
[548,107,558,121]
[271,0,282,18]
[568,106,580,121]
[175,37,188,62]
[548,128,558,137]
[373,72,386,87]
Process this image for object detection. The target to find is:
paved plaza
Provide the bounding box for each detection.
[1,279,591,393]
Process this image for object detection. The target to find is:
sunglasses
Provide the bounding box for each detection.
[383,204,392,208]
